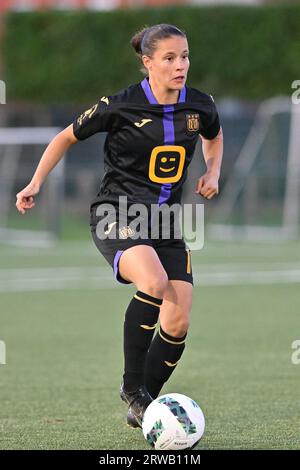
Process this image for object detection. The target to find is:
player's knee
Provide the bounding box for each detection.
[165,317,190,338]
[138,272,168,299]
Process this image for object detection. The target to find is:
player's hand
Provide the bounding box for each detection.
[195,172,219,200]
[16,182,40,215]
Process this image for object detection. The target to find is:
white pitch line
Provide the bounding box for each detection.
[0,278,115,293]
[0,267,109,279]
[2,262,300,278]
[193,269,300,286]
[0,267,115,292]
[1,265,300,292]
[1,242,300,259]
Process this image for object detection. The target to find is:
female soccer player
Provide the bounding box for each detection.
[16,24,223,429]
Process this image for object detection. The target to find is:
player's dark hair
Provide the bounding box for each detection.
[131,24,186,75]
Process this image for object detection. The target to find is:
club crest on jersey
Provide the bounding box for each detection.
[186,113,200,132]
[119,226,135,239]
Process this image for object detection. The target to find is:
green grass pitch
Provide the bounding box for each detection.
[0,239,300,449]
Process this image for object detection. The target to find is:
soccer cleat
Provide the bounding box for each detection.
[120,383,152,428]
[126,407,140,429]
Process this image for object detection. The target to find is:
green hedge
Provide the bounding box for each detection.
[2,5,300,103]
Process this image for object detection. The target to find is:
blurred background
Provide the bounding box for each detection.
[1,0,300,244]
[0,0,300,451]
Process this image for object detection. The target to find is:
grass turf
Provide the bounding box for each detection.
[0,240,300,449]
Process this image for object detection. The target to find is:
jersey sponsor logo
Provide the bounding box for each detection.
[104,221,117,235]
[77,104,98,126]
[119,225,135,239]
[148,145,186,184]
[100,96,109,105]
[186,113,200,132]
[134,118,153,128]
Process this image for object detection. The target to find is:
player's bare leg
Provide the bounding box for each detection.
[118,244,169,297]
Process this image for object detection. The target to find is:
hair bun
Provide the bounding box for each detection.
[131,27,148,55]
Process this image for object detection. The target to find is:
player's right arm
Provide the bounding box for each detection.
[16,95,113,215]
[16,124,78,215]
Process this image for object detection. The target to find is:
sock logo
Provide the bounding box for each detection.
[140,324,157,330]
[164,360,178,367]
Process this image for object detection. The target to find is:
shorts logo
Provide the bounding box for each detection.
[77,104,98,126]
[186,114,200,132]
[148,145,186,184]
[119,226,135,239]
[104,221,117,235]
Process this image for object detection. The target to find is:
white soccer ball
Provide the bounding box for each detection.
[142,393,205,450]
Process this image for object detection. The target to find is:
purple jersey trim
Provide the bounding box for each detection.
[140,77,186,206]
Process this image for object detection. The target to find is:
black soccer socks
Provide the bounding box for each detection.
[123,291,162,392]
[144,326,187,399]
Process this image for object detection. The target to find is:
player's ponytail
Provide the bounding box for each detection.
[130,24,186,75]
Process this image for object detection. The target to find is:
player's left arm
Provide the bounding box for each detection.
[195,127,223,200]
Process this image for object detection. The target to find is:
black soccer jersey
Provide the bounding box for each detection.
[73,77,220,210]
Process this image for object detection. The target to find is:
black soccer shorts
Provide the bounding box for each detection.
[90,206,193,285]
